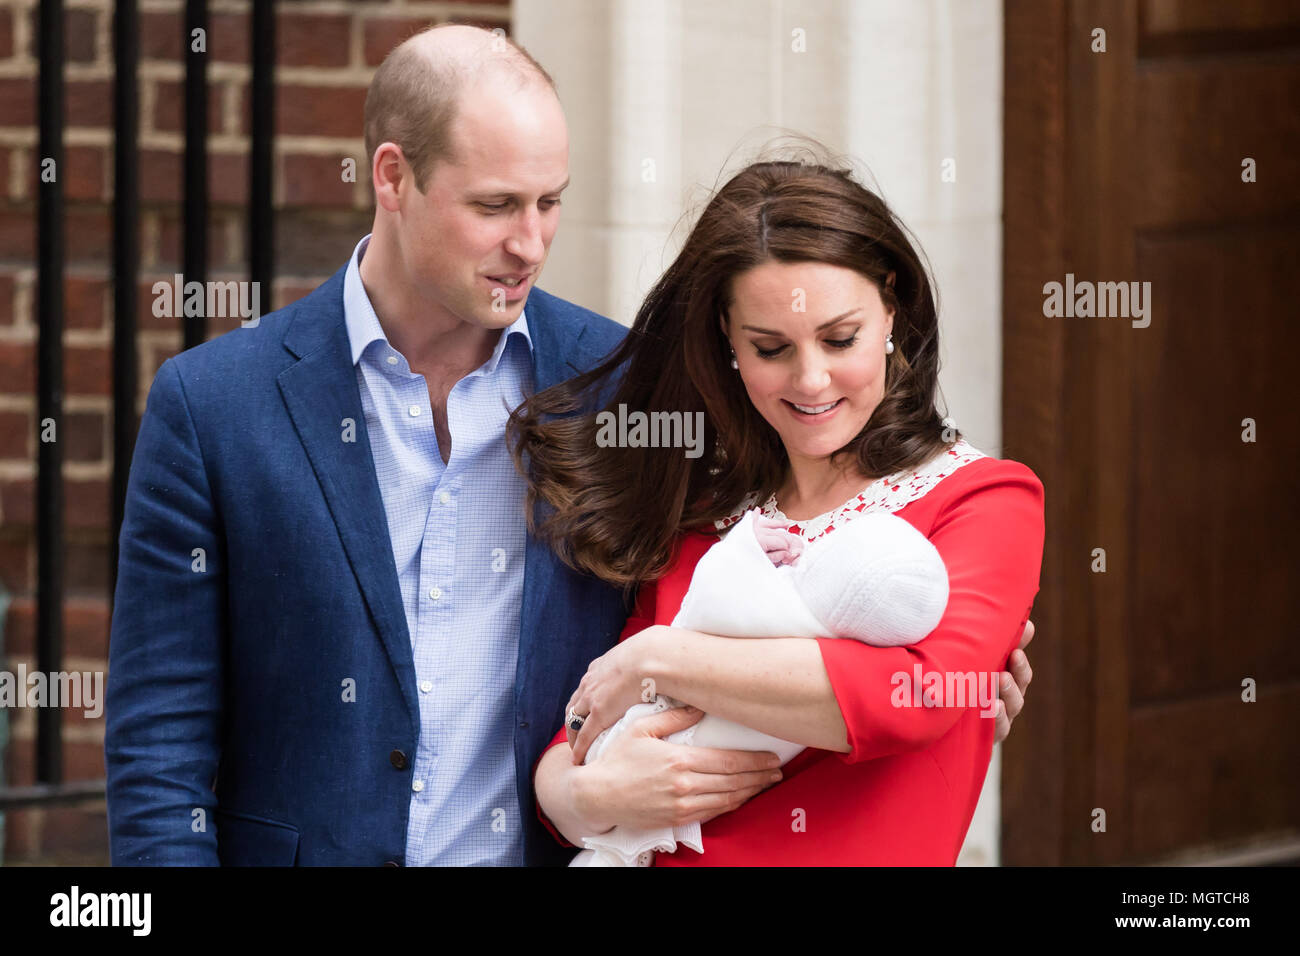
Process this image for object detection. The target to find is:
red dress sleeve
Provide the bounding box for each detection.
[533,578,662,847]
[815,459,1045,764]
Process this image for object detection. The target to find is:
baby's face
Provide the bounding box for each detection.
[753,514,805,567]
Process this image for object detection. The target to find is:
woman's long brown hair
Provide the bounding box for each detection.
[508,159,956,590]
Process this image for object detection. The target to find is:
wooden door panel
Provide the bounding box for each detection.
[1129,688,1300,858]
[1136,60,1300,226]
[1004,0,1300,864]
[1130,226,1300,701]
[1140,0,1300,55]
[1142,0,1300,39]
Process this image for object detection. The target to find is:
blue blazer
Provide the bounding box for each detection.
[105,265,631,866]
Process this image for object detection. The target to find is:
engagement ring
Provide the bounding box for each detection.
[566,708,586,733]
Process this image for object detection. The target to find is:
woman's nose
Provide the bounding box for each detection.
[793,354,831,396]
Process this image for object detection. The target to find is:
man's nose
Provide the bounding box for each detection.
[504,208,545,265]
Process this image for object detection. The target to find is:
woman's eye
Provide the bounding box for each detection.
[754,334,858,358]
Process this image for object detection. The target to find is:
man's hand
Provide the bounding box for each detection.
[994,618,1035,743]
[571,706,782,834]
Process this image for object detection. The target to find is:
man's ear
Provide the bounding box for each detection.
[372,142,408,213]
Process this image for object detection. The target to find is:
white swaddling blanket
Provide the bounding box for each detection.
[570,508,949,867]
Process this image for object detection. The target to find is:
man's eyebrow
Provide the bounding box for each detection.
[741,309,862,335]
[469,179,570,200]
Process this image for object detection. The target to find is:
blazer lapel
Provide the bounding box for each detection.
[277,267,418,728]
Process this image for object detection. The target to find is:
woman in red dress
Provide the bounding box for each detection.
[510,158,1044,865]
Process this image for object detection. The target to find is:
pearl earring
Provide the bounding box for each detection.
[730,349,739,370]
[884,334,894,355]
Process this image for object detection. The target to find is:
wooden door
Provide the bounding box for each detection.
[1002,0,1300,865]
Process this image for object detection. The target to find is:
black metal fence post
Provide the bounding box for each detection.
[250,0,275,304]
[36,0,66,787]
[184,0,209,351]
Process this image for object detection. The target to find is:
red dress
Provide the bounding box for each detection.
[536,451,1045,865]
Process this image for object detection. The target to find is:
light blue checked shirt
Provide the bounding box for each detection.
[343,234,532,866]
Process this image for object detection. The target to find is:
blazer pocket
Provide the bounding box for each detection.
[215,808,301,866]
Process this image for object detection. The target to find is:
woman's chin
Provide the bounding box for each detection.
[785,435,855,462]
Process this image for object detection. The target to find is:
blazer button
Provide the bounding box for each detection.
[382,860,401,867]
[390,749,408,770]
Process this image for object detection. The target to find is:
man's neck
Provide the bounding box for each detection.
[358,233,500,376]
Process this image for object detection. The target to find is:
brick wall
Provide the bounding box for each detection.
[0,0,509,864]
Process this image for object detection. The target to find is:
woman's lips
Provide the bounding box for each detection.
[783,397,845,421]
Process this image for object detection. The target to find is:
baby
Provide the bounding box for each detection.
[570,507,950,866]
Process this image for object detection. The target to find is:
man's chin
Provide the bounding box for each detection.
[475,298,527,329]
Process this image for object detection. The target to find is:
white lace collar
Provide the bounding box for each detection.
[714,439,986,542]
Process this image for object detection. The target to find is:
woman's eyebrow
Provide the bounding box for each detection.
[741,309,863,335]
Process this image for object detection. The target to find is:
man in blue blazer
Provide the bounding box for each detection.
[106,25,1033,866]
[105,26,648,866]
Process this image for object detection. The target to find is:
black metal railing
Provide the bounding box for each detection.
[35,0,66,793]
[1,0,278,817]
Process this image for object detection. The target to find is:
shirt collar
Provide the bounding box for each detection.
[342,233,533,373]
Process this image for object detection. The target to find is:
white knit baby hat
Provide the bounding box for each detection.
[792,512,949,646]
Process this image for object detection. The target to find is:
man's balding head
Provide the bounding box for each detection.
[363,24,556,193]
[361,23,567,338]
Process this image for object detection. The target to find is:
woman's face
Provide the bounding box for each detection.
[724,260,894,467]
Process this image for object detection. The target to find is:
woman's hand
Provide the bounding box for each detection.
[565,625,667,764]
[994,618,1035,743]
[571,707,783,833]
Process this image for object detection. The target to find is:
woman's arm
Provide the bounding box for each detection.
[534,706,783,845]
[565,462,1044,765]
[534,738,609,847]
[562,625,850,760]
[532,570,786,846]
[641,628,850,752]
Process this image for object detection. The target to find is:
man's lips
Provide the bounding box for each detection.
[484,273,532,301]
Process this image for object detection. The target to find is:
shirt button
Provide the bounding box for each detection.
[386,355,398,366]
[439,491,451,505]
[412,780,424,793]
[408,405,421,417]
[420,680,433,693]
[429,587,442,601]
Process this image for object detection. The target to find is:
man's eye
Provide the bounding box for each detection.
[540,199,561,209]
[478,202,508,212]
